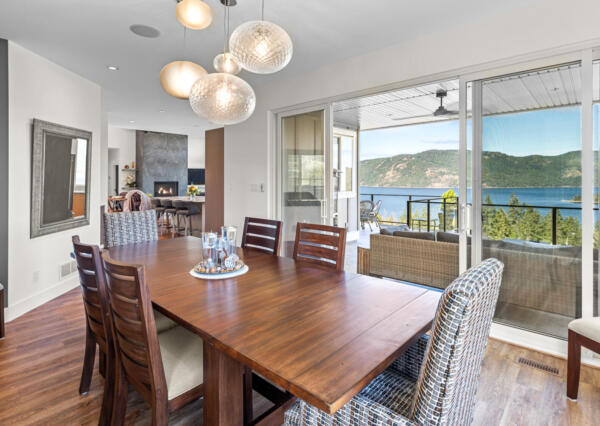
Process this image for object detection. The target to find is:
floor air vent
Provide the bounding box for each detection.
[517,357,560,376]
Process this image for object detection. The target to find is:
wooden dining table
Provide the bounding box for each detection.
[107,236,441,425]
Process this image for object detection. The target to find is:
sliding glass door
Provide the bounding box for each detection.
[470,63,584,338]
[279,108,331,256]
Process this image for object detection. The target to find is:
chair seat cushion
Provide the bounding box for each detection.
[284,365,415,425]
[569,317,600,342]
[158,326,204,400]
[154,310,177,333]
[357,368,414,417]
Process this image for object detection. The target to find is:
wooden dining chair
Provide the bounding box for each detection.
[567,317,600,400]
[241,217,283,256]
[292,223,347,272]
[102,252,204,426]
[72,236,114,425]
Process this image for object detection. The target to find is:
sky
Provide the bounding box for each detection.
[359,105,598,160]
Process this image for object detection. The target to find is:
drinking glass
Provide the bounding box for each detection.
[202,232,218,268]
[226,226,238,261]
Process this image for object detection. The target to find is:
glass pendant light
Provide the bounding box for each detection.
[189,73,256,125]
[176,0,213,30]
[229,0,293,74]
[160,60,207,99]
[213,4,241,75]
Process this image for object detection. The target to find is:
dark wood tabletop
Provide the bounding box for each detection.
[107,236,441,424]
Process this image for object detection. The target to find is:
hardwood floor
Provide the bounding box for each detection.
[1,288,599,425]
[0,288,272,425]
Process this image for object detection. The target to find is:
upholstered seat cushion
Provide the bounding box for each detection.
[569,317,600,342]
[158,326,204,400]
[154,310,177,333]
[285,367,415,425]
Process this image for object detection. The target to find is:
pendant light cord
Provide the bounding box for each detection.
[261,0,265,21]
[223,4,227,54]
[183,26,187,59]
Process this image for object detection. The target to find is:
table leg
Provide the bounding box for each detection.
[203,341,245,425]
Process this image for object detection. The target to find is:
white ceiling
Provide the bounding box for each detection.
[0,0,543,137]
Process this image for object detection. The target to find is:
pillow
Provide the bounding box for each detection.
[437,231,459,244]
[380,225,409,236]
[392,230,435,241]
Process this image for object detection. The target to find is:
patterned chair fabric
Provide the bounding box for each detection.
[284,258,504,426]
[103,210,158,248]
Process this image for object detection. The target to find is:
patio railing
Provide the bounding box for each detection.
[362,192,594,246]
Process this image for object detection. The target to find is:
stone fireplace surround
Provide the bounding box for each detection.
[136,131,187,196]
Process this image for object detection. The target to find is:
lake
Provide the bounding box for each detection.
[360,186,597,223]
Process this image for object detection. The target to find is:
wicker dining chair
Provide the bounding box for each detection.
[101,205,158,248]
[293,223,346,272]
[241,217,283,256]
[284,258,504,426]
[102,252,205,425]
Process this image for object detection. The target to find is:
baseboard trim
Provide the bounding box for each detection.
[490,322,600,369]
[5,276,79,322]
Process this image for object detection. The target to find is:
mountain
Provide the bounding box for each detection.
[359,149,582,188]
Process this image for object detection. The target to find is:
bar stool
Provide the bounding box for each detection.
[161,199,177,233]
[151,198,165,226]
[175,201,201,236]
[171,201,189,235]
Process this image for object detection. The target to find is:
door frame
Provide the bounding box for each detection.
[462,49,597,355]
[274,104,334,225]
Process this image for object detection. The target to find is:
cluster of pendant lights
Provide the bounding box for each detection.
[160,0,293,125]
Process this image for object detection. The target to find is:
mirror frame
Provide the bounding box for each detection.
[31,119,92,238]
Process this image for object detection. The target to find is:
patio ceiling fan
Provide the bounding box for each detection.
[433,89,458,116]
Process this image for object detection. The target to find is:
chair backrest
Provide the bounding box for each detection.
[241,217,283,256]
[371,199,382,215]
[161,199,173,208]
[293,222,346,271]
[72,236,112,351]
[151,198,161,208]
[102,252,167,404]
[410,258,504,426]
[102,208,158,248]
[360,200,373,216]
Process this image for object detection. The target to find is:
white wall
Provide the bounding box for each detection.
[107,126,136,192]
[188,135,205,169]
[7,42,102,319]
[224,0,600,232]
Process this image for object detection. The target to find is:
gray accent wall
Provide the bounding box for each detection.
[136,131,188,196]
[0,39,7,307]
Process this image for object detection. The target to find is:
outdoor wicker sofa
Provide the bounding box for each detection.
[358,230,585,318]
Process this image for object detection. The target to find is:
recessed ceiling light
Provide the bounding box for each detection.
[159,109,166,113]
[130,24,161,38]
[107,65,119,71]
[129,120,135,123]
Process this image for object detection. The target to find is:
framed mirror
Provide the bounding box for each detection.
[31,119,92,238]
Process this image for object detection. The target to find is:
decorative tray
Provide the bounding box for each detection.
[189,262,249,280]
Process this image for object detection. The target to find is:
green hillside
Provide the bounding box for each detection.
[359,149,582,188]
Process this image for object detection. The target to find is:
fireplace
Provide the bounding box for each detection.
[154,181,178,197]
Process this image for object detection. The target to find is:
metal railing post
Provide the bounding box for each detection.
[427,200,431,232]
[407,199,412,228]
[442,199,447,232]
[552,207,558,245]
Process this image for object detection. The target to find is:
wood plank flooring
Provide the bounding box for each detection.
[1,288,599,425]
